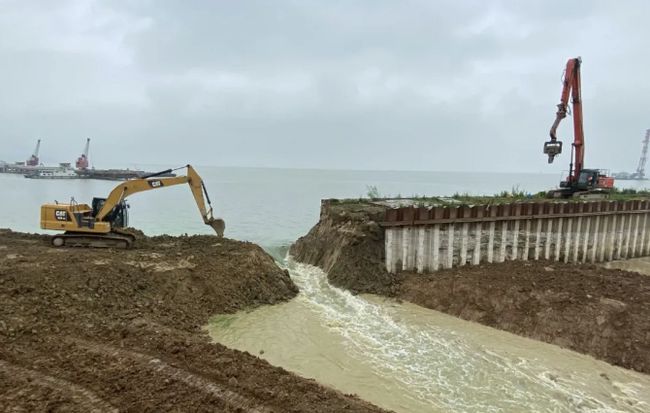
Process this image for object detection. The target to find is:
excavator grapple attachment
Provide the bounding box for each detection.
[207,218,226,237]
[543,140,563,163]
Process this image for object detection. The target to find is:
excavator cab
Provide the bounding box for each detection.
[42,164,225,248]
[558,170,600,190]
[576,169,599,190]
[92,198,129,228]
[577,169,614,191]
[543,140,563,163]
[552,169,613,198]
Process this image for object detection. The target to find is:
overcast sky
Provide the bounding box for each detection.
[0,0,648,173]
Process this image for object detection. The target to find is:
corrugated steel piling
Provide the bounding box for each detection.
[382,200,650,273]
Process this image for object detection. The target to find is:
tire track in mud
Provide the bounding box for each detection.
[0,231,385,413]
[67,338,274,413]
[0,359,118,413]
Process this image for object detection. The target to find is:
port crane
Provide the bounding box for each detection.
[627,130,650,180]
[76,138,90,170]
[26,139,41,166]
[614,130,650,180]
[543,57,614,197]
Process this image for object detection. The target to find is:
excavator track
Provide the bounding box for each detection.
[51,232,135,249]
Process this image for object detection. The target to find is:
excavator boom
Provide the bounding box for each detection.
[544,57,584,173]
[543,57,614,197]
[40,164,225,247]
[95,164,225,236]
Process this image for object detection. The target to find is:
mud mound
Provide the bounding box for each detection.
[398,261,650,374]
[0,230,387,412]
[290,200,397,294]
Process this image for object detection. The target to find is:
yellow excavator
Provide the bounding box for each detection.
[40,164,225,248]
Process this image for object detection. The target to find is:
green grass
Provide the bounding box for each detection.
[607,187,650,200]
[331,186,650,209]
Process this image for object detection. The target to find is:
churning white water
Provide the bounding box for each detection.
[208,258,650,413]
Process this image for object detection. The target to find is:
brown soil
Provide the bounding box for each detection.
[399,261,650,374]
[292,200,650,374]
[290,200,396,294]
[0,229,387,413]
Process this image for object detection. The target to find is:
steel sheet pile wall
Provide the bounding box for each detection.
[382,200,650,273]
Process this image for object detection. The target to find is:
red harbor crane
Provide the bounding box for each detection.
[26,139,41,166]
[76,138,90,170]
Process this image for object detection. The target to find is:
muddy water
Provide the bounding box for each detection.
[207,259,650,413]
[604,257,650,276]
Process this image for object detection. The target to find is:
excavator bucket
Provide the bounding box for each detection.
[207,218,226,237]
[543,140,563,164]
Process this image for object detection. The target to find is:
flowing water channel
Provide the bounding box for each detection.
[207,258,650,413]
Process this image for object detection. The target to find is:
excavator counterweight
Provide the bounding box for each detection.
[40,164,225,247]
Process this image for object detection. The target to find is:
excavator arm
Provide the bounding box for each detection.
[544,57,585,182]
[96,165,225,236]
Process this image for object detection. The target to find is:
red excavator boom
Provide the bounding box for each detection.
[543,57,614,197]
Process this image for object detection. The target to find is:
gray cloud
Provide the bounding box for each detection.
[1,0,648,173]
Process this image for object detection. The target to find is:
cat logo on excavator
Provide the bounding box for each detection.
[40,164,225,248]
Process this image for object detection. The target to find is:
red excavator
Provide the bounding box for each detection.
[543,57,614,198]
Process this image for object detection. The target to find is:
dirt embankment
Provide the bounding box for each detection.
[0,229,388,413]
[290,200,396,294]
[291,200,650,374]
[400,262,650,374]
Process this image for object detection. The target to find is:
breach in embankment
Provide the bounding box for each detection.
[290,198,650,374]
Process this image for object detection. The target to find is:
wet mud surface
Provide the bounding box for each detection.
[292,201,650,374]
[398,261,650,374]
[0,229,387,412]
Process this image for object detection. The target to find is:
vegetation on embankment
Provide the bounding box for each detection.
[357,186,650,208]
[291,200,650,374]
[0,229,388,413]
